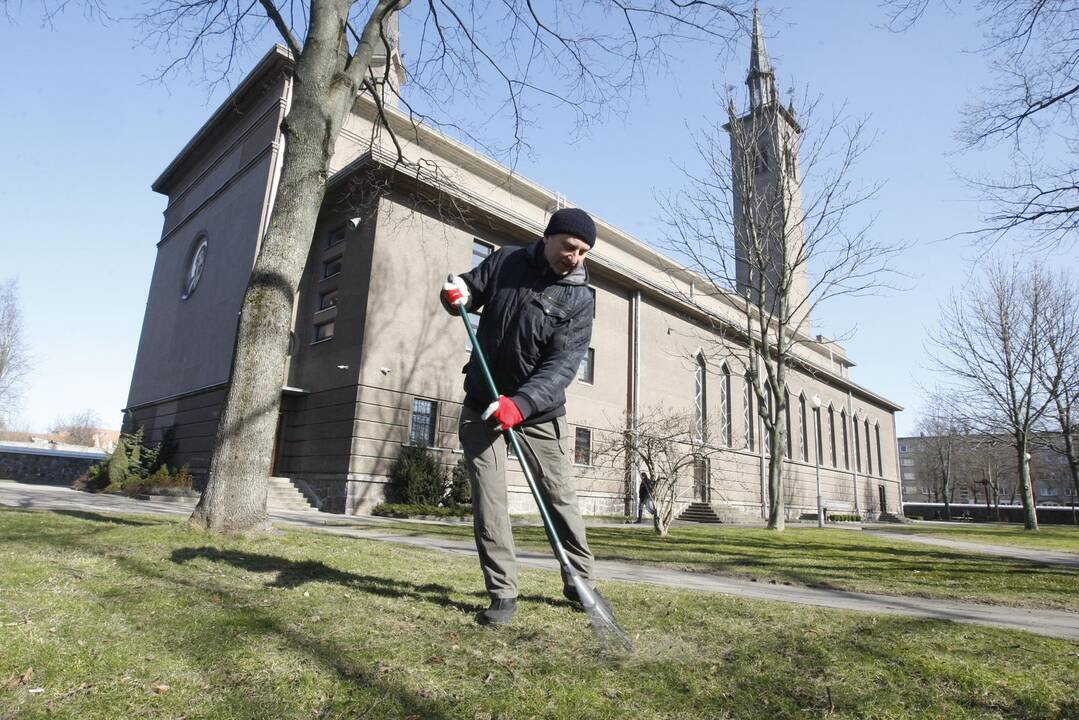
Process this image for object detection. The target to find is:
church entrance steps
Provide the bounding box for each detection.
[268,476,316,512]
[676,502,757,525]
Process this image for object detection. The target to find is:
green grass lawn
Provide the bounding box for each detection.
[2,509,1077,720]
[366,521,1079,611]
[867,522,1079,553]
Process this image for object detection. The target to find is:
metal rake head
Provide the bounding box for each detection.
[571,575,634,654]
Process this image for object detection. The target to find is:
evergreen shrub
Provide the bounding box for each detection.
[388,445,448,506]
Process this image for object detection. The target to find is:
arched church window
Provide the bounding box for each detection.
[875,423,884,478]
[719,363,732,447]
[694,353,707,443]
[840,409,850,469]
[865,417,873,476]
[854,417,862,473]
[828,404,837,467]
[743,372,755,451]
[784,387,792,458]
[799,393,808,462]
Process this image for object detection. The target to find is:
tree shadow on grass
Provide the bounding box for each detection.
[172,546,485,613]
[171,544,582,611]
[51,510,161,527]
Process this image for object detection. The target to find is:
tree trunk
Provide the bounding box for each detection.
[1016,437,1039,531]
[1058,407,1079,508]
[655,483,674,537]
[189,0,364,533]
[942,472,952,520]
[766,424,785,531]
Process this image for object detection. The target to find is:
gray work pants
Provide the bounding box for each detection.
[459,405,594,599]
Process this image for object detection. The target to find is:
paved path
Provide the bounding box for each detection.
[2,481,1077,641]
[860,528,1079,569]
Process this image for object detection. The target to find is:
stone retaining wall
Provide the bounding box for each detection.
[0,445,106,486]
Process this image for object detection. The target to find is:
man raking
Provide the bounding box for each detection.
[439,208,614,628]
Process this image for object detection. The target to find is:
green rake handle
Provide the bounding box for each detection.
[455,294,584,586]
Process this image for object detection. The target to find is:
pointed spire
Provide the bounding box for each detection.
[746,4,776,110]
[749,5,772,76]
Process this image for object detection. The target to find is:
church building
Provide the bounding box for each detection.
[124,11,903,519]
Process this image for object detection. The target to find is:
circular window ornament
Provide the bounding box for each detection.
[181,236,208,300]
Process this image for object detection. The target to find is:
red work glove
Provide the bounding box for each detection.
[441,275,470,314]
[482,395,524,431]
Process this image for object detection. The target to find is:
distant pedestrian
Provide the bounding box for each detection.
[636,472,656,523]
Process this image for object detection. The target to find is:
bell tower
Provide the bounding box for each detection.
[728,6,809,333]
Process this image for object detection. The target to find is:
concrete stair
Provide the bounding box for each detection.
[677,502,757,525]
[267,476,316,512]
[876,512,907,523]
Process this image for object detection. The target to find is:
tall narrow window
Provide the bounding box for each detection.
[762,386,772,456]
[466,240,492,351]
[574,427,592,466]
[577,348,595,384]
[875,424,884,477]
[743,372,755,451]
[854,419,862,473]
[694,353,707,442]
[719,364,732,447]
[828,405,837,467]
[799,394,808,462]
[865,418,873,476]
[409,398,437,446]
[784,388,792,458]
[814,406,823,464]
[841,409,850,469]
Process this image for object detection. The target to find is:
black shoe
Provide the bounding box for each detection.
[476,597,517,626]
[562,585,612,616]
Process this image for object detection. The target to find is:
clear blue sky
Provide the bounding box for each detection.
[1,1,1069,436]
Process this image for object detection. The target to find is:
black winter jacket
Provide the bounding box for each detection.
[451,240,594,426]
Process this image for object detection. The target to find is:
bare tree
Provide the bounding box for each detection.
[0,279,29,428]
[94,0,755,534]
[928,260,1058,530]
[50,409,102,447]
[883,0,1079,250]
[1034,269,1079,504]
[594,406,719,536]
[911,391,970,519]
[659,22,903,530]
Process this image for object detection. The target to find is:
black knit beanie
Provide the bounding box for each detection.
[544,207,597,247]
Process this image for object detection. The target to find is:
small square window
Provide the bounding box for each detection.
[322,256,343,279]
[472,239,493,268]
[410,398,437,446]
[586,286,596,318]
[313,319,334,342]
[326,225,347,249]
[574,427,592,466]
[318,289,338,311]
[577,348,595,384]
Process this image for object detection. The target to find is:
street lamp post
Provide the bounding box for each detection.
[812,395,824,528]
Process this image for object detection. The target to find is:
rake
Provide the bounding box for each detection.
[454,288,633,652]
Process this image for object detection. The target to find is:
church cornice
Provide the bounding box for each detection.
[328,144,902,413]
